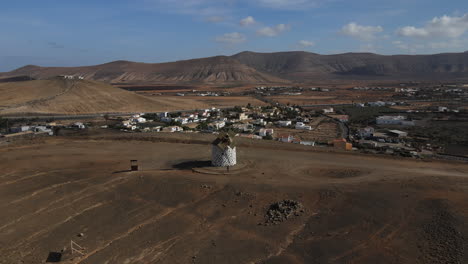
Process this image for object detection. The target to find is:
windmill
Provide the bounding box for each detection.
[211,132,237,167]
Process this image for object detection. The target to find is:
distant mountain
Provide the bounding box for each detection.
[2,56,287,84]
[232,51,468,81]
[2,51,468,84]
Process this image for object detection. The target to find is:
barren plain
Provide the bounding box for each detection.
[1,134,467,264]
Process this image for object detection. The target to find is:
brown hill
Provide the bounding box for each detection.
[232,51,468,81]
[3,51,468,84]
[0,79,224,114]
[2,56,287,84]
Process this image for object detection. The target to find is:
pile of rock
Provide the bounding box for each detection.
[265,200,304,225]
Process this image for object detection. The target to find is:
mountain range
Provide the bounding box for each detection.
[2,51,468,84]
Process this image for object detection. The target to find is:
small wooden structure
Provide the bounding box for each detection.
[130,160,138,171]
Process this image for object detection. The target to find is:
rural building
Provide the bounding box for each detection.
[259,128,274,137]
[295,122,312,130]
[278,120,292,127]
[332,138,353,151]
[132,117,147,123]
[239,113,248,120]
[162,126,183,132]
[358,127,375,138]
[278,134,294,143]
[174,117,188,124]
[208,121,225,131]
[72,122,86,129]
[376,116,415,126]
[33,126,53,135]
[9,126,31,133]
[387,130,408,138]
[300,141,316,146]
[323,107,334,114]
[232,123,254,132]
[438,106,448,112]
[58,75,75,79]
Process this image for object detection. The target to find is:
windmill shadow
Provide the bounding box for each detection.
[172,160,212,170]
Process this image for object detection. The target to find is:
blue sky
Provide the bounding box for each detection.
[1,0,467,71]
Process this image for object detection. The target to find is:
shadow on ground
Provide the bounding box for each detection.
[173,160,212,170]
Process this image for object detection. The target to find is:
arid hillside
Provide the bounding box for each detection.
[1,56,287,84]
[232,51,468,81]
[0,79,266,115]
[2,51,468,84]
[0,79,192,114]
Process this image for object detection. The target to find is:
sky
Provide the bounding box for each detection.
[1,0,467,71]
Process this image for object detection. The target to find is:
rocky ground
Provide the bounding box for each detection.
[0,136,467,263]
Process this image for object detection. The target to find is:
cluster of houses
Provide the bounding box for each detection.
[116,105,351,148]
[58,75,85,80]
[7,122,86,136]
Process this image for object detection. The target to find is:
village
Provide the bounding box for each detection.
[3,93,467,161]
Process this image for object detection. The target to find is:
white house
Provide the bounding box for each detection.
[438,106,448,112]
[33,126,53,135]
[259,128,274,137]
[278,134,294,143]
[73,122,86,129]
[232,123,254,132]
[162,126,183,132]
[376,116,414,126]
[323,107,334,114]
[239,113,248,120]
[174,117,188,125]
[300,141,316,146]
[132,117,147,123]
[295,122,312,130]
[278,120,292,127]
[208,121,226,131]
[253,118,266,126]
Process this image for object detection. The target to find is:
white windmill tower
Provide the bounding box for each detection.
[211,132,237,167]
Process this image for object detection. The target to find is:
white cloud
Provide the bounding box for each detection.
[340,22,383,40]
[253,0,318,10]
[257,24,291,37]
[215,32,246,44]
[240,16,256,26]
[298,40,315,48]
[397,14,468,38]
